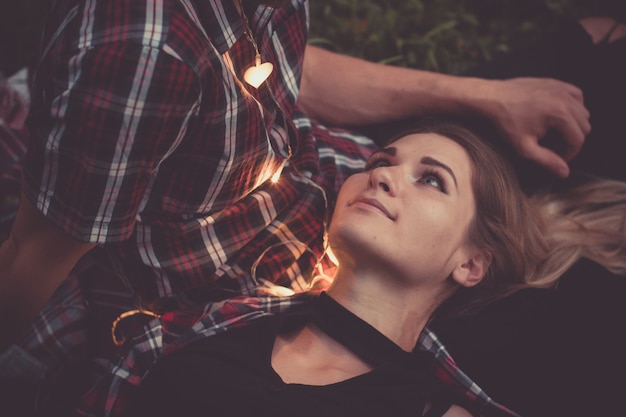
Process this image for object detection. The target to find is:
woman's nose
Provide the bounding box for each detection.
[369,167,397,195]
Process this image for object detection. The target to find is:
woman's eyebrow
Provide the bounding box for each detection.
[376,147,397,157]
[421,156,458,189]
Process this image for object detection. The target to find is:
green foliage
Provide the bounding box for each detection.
[309,0,605,74]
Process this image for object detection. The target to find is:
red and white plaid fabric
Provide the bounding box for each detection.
[23,0,374,312]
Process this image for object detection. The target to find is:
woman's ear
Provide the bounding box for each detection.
[451,249,492,288]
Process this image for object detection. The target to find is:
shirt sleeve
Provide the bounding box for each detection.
[23,39,200,243]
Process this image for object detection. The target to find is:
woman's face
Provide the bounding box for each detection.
[329,133,478,287]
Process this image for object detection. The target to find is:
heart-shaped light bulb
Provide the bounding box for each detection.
[244,55,273,88]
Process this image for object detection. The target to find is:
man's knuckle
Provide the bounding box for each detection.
[516,143,535,159]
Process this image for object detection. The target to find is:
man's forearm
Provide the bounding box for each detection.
[0,195,96,351]
[0,240,69,350]
[297,45,589,178]
[298,45,489,127]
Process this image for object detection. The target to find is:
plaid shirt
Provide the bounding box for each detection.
[24,0,372,312]
[75,293,521,417]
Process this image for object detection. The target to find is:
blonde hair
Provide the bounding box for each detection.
[527,175,626,285]
[385,117,626,318]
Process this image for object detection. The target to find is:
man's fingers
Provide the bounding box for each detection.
[552,110,588,162]
[568,91,591,139]
[565,82,584,102]
[522,139,570,178]
[548,81,590,160]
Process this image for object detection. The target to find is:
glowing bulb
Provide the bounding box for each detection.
[259,279,295,297]
[269,285,295,297]
[244,55,273,88]
[271,161,286,183]
[326,247,339,266]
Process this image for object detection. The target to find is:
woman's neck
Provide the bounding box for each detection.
[272,320,374,385]
[272,267,451,386]
[326,267,449,352]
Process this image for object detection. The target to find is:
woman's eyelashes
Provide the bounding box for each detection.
[364,154,448,194]
[418,169,447,193]
[364,154,391,170]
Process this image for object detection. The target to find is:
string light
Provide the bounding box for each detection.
[237,0,273,88]
[236,1,338,295]
[258,279,295,297]
[271,160,286,183]
[325,246,339,266]
[111,309,160,346]
[244,54,274,88]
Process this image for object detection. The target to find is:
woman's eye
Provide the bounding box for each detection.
[365,158,390,170]
[418,173,446,192]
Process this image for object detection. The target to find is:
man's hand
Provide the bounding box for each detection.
[0,81,29,130]
[476,77,590,178]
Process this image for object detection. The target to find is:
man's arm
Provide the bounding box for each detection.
[0,193,95,351]
[298,45,590,178]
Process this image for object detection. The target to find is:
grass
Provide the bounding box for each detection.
[308,0,612,74]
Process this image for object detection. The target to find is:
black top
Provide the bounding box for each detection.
[128,293,456,417]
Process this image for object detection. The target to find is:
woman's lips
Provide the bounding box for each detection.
[351,197,395,220]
